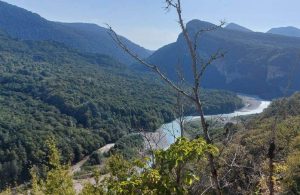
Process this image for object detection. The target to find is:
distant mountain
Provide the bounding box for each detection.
[0,0,152,64]
[267,26,300,38]
[225,23,252,32]
[146,20,300,99]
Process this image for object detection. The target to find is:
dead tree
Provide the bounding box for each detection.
[175,64,187,138]
[176,91,185,137]
[107,0,224,193]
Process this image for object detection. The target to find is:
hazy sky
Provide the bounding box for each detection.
[4,0,300,50]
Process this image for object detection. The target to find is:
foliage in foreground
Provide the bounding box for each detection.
[159,93,300,194]
[30,138,75,195]
[0,31,243,189]
[216,93,300,194]
[88,137,218,194]
[1,94,300,194]
[0,137,218,195]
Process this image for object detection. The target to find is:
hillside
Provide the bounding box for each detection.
[8,92,299,194]
[182,92,300,193]
[0,31,243,188]
[267,26,300,38]
[0,1,152,64]
[146,20,300,99]
[0,1,299,194]
[0,31,171,188]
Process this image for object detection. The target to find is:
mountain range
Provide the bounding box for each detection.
[0,1,152,64]
[146,20,300,98]
[267,26,300,38]
[0,3,245,187]
[1,0,300,99]
[1,0,300,191]
[226,23,300,38]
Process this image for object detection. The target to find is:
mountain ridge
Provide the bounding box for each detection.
[146,20,300,99]
[267,26,300,38]
[225,23,253,32]
[0,0,152,64]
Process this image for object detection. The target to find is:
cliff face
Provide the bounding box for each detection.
[147,20,300,98]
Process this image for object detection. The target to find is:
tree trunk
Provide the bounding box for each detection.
[195,97,222,195]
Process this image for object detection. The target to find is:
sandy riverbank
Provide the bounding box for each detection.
[238,95,262,111]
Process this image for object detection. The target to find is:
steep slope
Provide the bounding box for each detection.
[267,26,300,38]
[225,23,253,32]
[0,30,171,188]
[147,20,300,98]
[184,92,300,193]
[0,0,152,64]
[0,31,243,188]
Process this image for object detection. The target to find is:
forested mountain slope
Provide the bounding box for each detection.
[228,92,300,193]
[0,31,242,188]
[0,1,152,64]
[0,30,171,188]
[147,20,300,98]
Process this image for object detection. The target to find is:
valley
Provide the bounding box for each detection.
[0,18,243,189]
[0,0,299,194]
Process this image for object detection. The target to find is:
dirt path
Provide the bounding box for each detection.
[72,143,115,193]
[71,143,115,174]
[71,156,89,174]
[98,143,115,154]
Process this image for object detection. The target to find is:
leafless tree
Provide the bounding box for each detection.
[139,128,168,165]
[175,92,185,137]
[174,64,187,138]
[107,0,225,193]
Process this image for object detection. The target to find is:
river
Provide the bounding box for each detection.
[152,95,271,148]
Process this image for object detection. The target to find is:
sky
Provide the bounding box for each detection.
[4,0,300,50]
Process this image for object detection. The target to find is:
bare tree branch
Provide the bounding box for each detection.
[165,0,177,11]
[198,49,225,80]
[172,1,222,193]
[193,20,226,52]
[106,24,195,102]
[108,0,223,193]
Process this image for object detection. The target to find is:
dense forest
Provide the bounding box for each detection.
[0,31,243,189]
[1,1,299,194]
[2,93,299,194]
